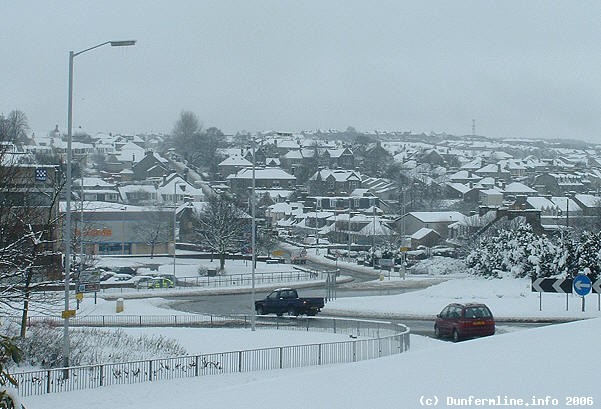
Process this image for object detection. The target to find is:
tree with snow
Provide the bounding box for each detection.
[192,194,248,272]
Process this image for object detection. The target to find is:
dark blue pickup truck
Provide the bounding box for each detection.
[255,288,324,316]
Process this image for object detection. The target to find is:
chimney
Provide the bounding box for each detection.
[162,174,167,185]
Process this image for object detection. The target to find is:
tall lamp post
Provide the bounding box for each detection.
[63,40,136,371]
[173,182,186,278]
[250,138,257,331]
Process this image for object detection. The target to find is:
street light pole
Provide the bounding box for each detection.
[63,40,135,371]
[173,182,182,279]
[250,138,257,331]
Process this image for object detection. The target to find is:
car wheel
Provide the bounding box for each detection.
[287,307,297,316]
[256,306,264,315]
[434,325,441,338]
[452,328,461,342]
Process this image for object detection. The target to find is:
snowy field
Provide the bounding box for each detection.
[16,253,601,408]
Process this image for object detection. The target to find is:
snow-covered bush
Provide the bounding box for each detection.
[467,217,601,280]
[467,219,557,279]
[14,324,186,369]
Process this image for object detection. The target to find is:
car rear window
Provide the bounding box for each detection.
[464,306,492,319]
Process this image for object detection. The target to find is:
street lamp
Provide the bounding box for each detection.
[63,39,135,371]
[250,138,257,331]
[173,182,186,278]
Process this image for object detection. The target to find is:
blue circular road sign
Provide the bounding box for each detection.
[573,274,592,296]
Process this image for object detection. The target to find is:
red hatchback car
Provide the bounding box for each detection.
[434,303,495,342]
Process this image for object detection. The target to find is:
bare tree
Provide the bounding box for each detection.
[0,110,30,145]
[172,111,201,158]
[132,209,173,258]
[193,195,248,272]
[0,162,64,338]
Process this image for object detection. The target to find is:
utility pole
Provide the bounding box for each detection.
[347,204,351,255]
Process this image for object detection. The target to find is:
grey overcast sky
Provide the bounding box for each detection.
[2,1,601,142]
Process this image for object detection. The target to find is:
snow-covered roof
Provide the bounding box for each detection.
[526,197,558,211]
[550,197,581,212]
[255,189,294,200]
[575,194,601,208]
[268,201,304,214]
[311,169,361,182]
[218,155,252,167]
[407,211,465,223]
[503,182,537,194]
[449,170,481,181]
[446,182,470,194]
[75,177,114,188]
[411,227,439,240]
[227,167,296,180]
[119,184,157,194]
[358,218,394,235]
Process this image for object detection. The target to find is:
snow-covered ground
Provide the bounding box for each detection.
[18,253,601,408]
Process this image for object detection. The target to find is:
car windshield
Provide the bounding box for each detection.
[465,306,492,319]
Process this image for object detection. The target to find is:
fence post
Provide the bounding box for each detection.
[99,365,104,387]
[279,347,283,369]
[238,351,242,372]
[353,341,357,362]
[333,319,336,334]
[139,316,142,326]
[318,344,322,365]
[149,360,153,381]
[46,370,51,394]
[195,355,199,377]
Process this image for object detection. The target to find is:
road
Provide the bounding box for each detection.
[166,256,556,339]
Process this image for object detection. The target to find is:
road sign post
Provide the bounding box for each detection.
[592,279,601,311]
[573,274,592,312]
[532,277,573,311]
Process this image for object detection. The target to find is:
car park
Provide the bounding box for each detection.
[434,303,495,342]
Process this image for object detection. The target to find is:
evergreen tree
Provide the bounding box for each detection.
[574,231,601,280]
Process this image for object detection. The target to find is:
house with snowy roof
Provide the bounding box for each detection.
[74,177,121,203]
[573,194,601,216]
[217,155,252,178]
[394,211,465,239]
[265,201,304,227]
[502,182,538,198]
[448,170,482,185]
[227,167,296,200]
[524,196,560,216]
[308,169,362,196]
[118,183,159,205]
[410,228,442,248]
[132,151,170,180]
[533,173,586,195]
[479,188,504,207]
[474,163,511,180]
[321,147,355,169]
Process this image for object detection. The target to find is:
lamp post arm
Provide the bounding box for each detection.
[72,42,111,58]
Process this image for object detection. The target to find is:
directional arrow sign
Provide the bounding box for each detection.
[573,275,592,296]
[531,278,573,293]
[593,279,601,294]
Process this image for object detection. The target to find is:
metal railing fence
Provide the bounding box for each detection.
[16,315,409,397]
[175,270,319,288]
